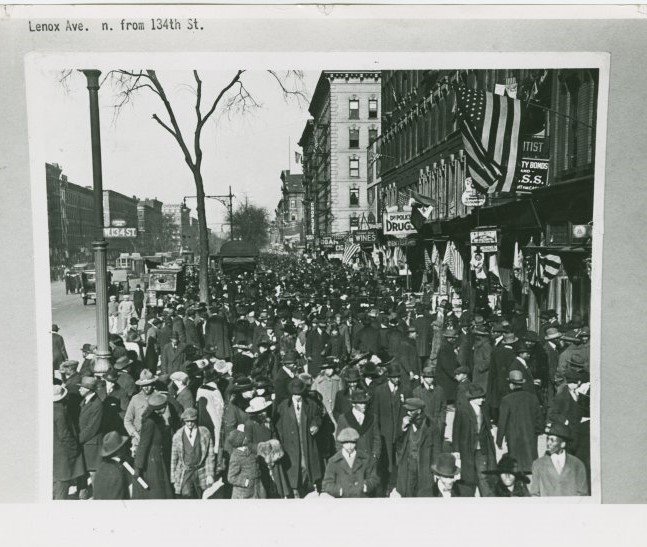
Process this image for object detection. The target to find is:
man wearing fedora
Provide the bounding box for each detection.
[93,432,132,500]
[452,384,497,497]
[170,407,215,499]
[101,369,129,435]
[509,343,540,398]
[160,332,188,377]
[397,324,422,381]
[305,317,329,377]
[430,453,462,497]
[77,376,104,499]
[336,390,380,459]
[435,328,460,404]
[471,326,492,393]
[332,366,364,421]
[543,326,564,407]
[78,343,96,377]
[275,378,323,497]
[51,324,68,372]
[413,304,433,368]
[453,365,472,410]
[497,370,544,471]
[312,357,343,426]
[169,370,195,413]
[486,330,518,424]
[372,362,411,495]
[394,398,436,497]
[273,351,300,405]
[124,369,159,453]
[133,392,174,499]
[53,384,86,500]
[322,427,379,498]
[412,367,447,460]
[548,368,585,455]
[484,454,531,497]
[528,418,588,496]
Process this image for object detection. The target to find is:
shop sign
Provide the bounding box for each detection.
[515,136,549,193]
[353,230,376,244]
[461,177,486,208]
[104,226,137,238]
[386,238,416,248]
[305,235,315,242]
[383,211,416,236]
[470,226,499,253]
[320,236,336,249]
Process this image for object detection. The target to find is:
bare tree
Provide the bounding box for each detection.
[61,69,307,302]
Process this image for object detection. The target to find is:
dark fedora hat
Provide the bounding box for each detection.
[466,384,486,400]
[343,368,361,383]
[349,390,369,404]
[386,362,403,378]
[361,363,380,378]
[484,454,530,483]
[113,355,133,370]
[545,418,572,441]
[431,453,460,478]
[289,378,307,395]
[104,369,119,383]
[231,377,255,393]
[100,431,130,458]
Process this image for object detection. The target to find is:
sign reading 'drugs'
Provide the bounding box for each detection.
[383,211,416,237]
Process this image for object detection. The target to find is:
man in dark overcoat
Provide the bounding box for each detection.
[394,398,436,497]
[275,378,323,497]
[77,376,104,498]
[486,332,518,423]
[184,307,203,351]
[52,324,68,372]
[203,307,233,360]
[413,305,433,367]
[305,318,329,378]
[412,366,447,460]
[53,385,86,499]
[496,370,544,471]
[335,390,380,458]
[451,384,497,497]
[93,432,132,500]
[435,329,460,404]
[353,315,381,355]
[160,334,187,376]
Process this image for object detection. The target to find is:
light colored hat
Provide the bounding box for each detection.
[135,369,158,386]
[214,359,233,375]
[181,407,198,421]
[544,327,563,341]
[336,427,360,443]
[170,371,189,382]
[53,385,68,402]
[148,392,167,410]
[246,396,273,414]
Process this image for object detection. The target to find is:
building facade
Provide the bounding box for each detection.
[162,203,192,254]
[102,190,140,259]
[370,69,597,327]
[300,71,381,236]
[277,170,305,248]
[137,198,164,256]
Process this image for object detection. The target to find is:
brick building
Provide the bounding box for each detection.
[276,170,305,247]
[137,198,163,256]
[162,202,192,254]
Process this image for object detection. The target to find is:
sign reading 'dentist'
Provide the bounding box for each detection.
[515,136,549,193]
[383,211,416,237]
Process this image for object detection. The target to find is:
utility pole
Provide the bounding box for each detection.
[184,187,235,241]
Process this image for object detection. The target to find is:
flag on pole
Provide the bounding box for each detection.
[456,84,523,195]
[396,187,412,209]
[431,243,440,276]
[342,241,361,265]
[442,241,464,281]
[530,252,562,288]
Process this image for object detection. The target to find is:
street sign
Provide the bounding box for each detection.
[386,238,416,248]
[383,211,416,236]
[111,219,127,227]
[104,227,137,238]
[470,227,499,253]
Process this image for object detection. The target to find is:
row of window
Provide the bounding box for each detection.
[348,127,379,149]
[348,98,379,120]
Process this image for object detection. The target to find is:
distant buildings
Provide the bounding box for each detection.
[299,71,381,236]
[275,170,305,248]
[161,203,192,254]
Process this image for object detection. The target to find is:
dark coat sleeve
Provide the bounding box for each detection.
[78,400,103,445]
[134,416,154,471]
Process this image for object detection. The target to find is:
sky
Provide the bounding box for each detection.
[34,69,320,233]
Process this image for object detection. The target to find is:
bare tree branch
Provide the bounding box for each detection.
[267,70,309,107]
[199,69,245,128]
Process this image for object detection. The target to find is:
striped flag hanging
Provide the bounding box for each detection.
[342,241,361,265]
[530,252,562,288]
[442,241,464,281]
[431,244,440,276]
[397,187,412,209]
[456,84,523,195]
[424,248,433,270]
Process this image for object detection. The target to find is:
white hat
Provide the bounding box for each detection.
[214,359,233,375]
[246,396,272,414]
[53,384,68,402]
[170,371,189,382]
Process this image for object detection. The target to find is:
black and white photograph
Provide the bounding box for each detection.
[31,59,604,501]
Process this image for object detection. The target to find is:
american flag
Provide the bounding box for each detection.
[342,241,361,265]
[424,248,433,270]
[442,241,464,281]
[396,187,411,209]
[456,85,523,194]
[530,252,562,288]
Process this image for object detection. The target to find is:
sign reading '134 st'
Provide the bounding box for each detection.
[104,227,138,238]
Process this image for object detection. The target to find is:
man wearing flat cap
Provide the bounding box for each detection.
[275,378,323,497]
[394,398,436,497]
[497,370,544,471]
[169,370,195,413]
[412,367,447,460]
[170,407,216,499]
[322,427,379,498]
[528,418,588,496]
[336,390,380,459]
[451,384,497,497]
[77,376,104,499]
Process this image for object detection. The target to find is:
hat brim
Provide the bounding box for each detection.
[246,402,273,414]
[544,333,563,340]
[135,378,157,386]
[431,464,460,478]
[53,387,68,402]
[101,435,130,457]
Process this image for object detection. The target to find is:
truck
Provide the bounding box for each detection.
[217,240,259,275]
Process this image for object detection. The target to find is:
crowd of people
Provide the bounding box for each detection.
[53,253,591,499]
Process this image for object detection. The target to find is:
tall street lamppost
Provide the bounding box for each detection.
[81,69,111,375]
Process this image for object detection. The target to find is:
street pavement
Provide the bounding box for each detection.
[51,280,97,363]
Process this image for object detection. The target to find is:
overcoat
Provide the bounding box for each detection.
[170,426,215,495]
[78,394,104,471]
[353,324,380,354]
[93,459,131,500]
[451,403,497,486]
[372,381,410,473]
[528,453,589,496]
[336,410,380,457]
[413,315,432,358]
[397,339,421,378]
[471,337,492,392]
[497,389,544,470]
[412,384,447,457]
[305,329,329,377]
[228,447,265,499]
[53,401,86,482]
[52,332,68,370]
[275,397,323,488]
[395,420,435,497]
[486,344,517,412]
[184,317,203,350]
[435,342,460,402]
[548,388,583,454]
[322,450,379,498]
[133,410,174,499]
[204,314,233,359]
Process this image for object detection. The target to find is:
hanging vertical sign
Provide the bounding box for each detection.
[515,136,550,193]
